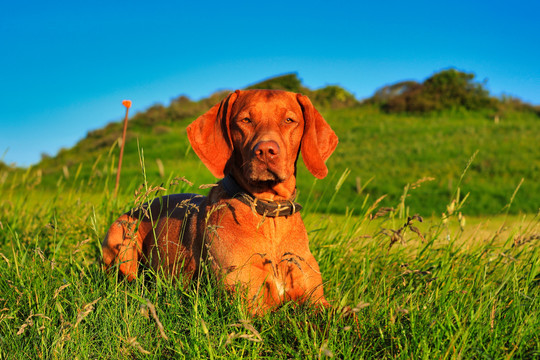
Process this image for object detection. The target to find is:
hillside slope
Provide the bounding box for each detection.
[3,72,539,216]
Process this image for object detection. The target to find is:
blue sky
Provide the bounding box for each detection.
[1,0,539,167]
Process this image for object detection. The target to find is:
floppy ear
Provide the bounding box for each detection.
[297,94,339,179]
[186,91,239,178]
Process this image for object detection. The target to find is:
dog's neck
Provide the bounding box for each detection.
[220,175,302,217]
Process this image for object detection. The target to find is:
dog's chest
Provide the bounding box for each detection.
[212,202,304,241]
[203,200,321,303]
[207,204,310,266]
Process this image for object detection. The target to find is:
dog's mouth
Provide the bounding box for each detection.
[242,163,289,189]
[247,179,281,191]
[247,168,284,185]
[230,146,295,197]
[231,160,295,199]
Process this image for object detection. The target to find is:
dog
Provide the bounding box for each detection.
[102,89,338,314]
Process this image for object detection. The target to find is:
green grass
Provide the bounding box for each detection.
[321,106,540,215]
[5,104,538,217]
[1,160,539,359]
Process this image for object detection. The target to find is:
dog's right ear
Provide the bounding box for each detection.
[187,91,239,178]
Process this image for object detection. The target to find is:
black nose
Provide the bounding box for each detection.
[253,140,280,161]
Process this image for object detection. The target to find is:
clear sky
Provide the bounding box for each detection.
[1,0,539,167]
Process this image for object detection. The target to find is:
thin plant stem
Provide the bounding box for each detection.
[115,100,132,197]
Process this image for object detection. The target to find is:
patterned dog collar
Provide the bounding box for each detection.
[220,175,302,217]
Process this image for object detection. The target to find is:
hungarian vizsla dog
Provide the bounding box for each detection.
[102,89,338,314]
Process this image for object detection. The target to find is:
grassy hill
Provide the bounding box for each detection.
[2,71,539,216]
[1,71,539,358]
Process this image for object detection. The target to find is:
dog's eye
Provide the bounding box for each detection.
[240,117,251,124]
[285,118,295,124]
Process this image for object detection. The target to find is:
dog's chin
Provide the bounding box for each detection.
[245,168,288,191]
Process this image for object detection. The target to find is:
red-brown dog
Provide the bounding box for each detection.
[102,89,338,313]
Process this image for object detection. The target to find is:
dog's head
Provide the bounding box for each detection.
[187,89,338,199]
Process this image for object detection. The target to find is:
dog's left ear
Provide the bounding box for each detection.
[297,94,339,179]
[187,91,239,178]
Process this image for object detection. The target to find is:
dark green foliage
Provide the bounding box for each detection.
[496,94,540,118]
[0,160,9,171]
[247,73,360,109]
[422,69,494,110]
[369,80,421,103]
[164,91,233,123]
[371,69,497,113]
[246,73,309,93]
[311,85,359,109]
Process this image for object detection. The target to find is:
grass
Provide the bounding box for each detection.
[321,106,540,215]
[1,154,539,359]
[8,103,539,217]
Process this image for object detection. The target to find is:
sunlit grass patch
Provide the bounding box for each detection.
[0,155,539,359]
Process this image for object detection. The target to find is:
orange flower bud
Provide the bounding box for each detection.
[122,100,132,108]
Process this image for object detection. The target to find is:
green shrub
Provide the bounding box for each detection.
[372,69,498,113]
